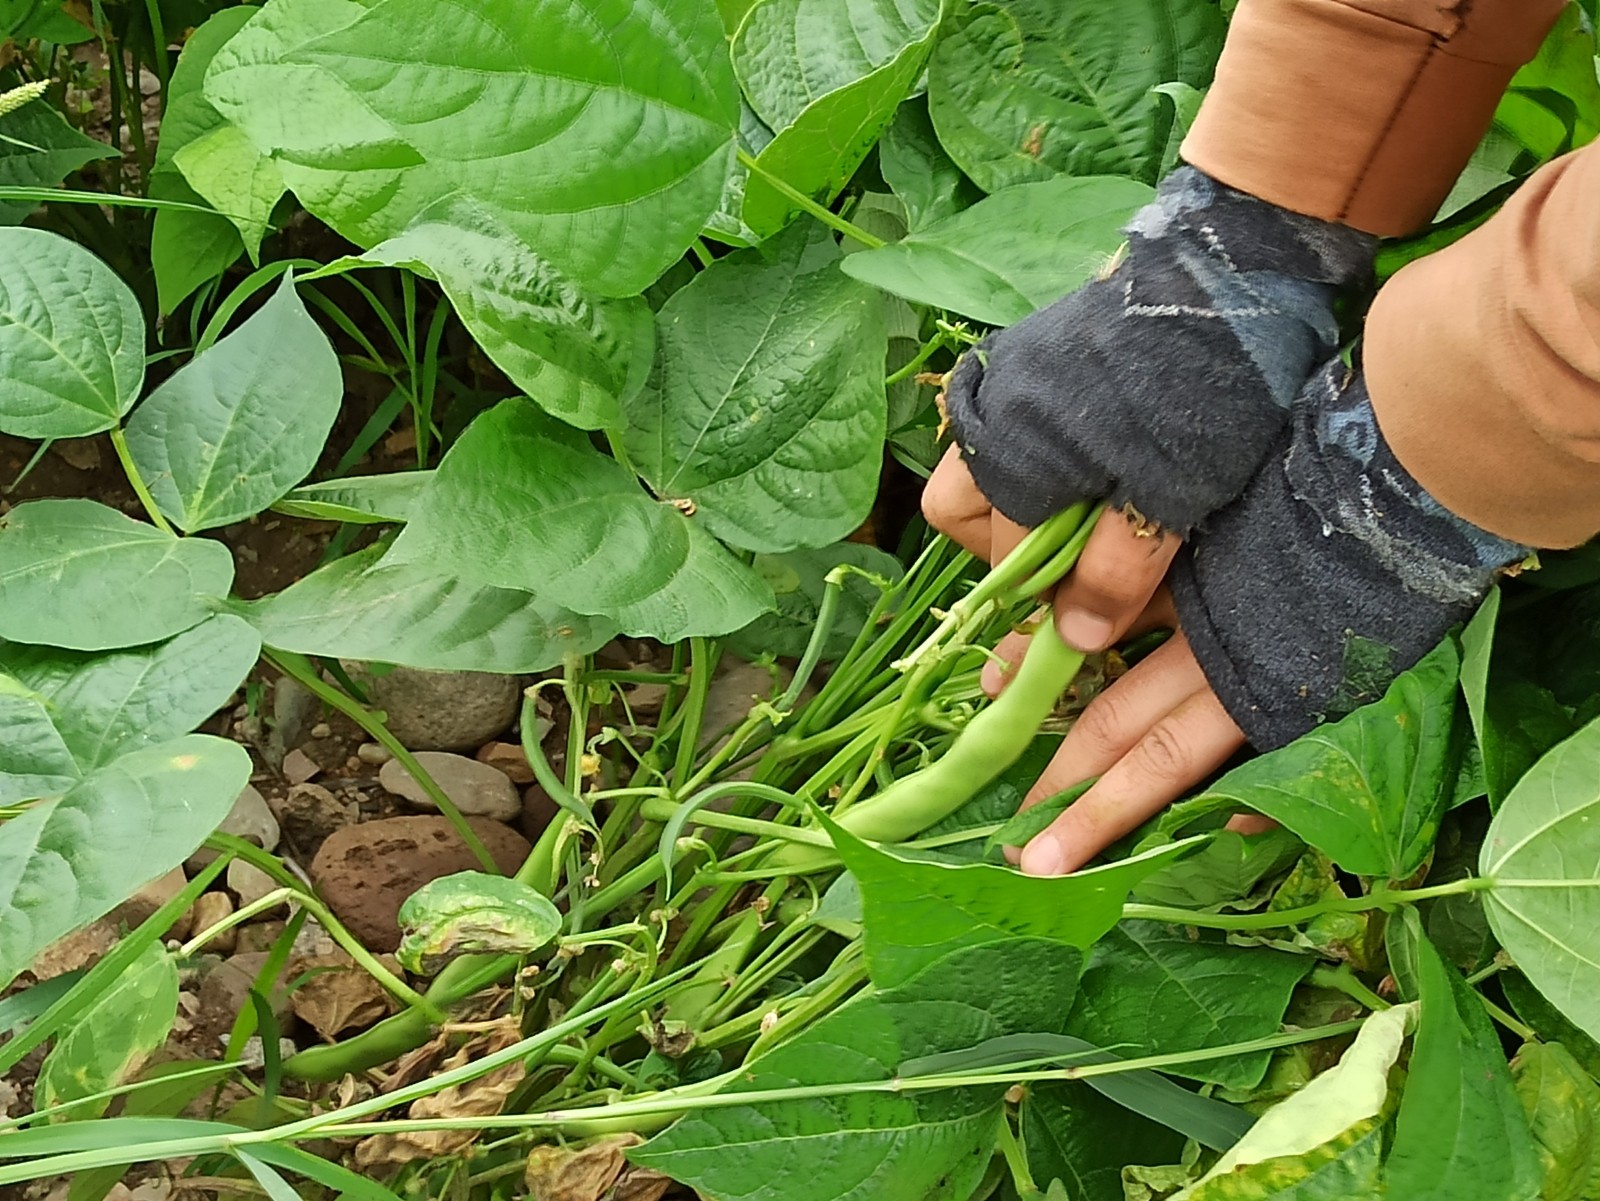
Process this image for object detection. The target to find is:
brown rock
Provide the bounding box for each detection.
[283,747,322,785]
[311,816,531,952]
[189,892,236,955]
[475,741,535,784]
[271,782,356,853]
[521,785,561,839]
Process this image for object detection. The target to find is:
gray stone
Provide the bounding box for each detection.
[357,742,394,766]
[189,892,236,955]
[189,784,279,869]
[226,860,285,914]
[270,782,356,852]
[195,951,295,1040]
[357,665,521,751]
[271,676,321,754]
[379,751,521,821]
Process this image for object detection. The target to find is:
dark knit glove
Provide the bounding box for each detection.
[943,165,1376,532]
[1171,359,1529,749]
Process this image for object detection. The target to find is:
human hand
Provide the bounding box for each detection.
[1004,357,1527,876]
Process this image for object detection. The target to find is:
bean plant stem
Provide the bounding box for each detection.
[109,425,174,535]
[735,148,885,249]
[1123,876,1494,931]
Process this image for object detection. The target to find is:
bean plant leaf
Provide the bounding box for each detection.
[0,98,113,225]
[841,175,1153,325]
[1195,639,1463,879]
[1481,713,1600,1042]
[311,196,653,431]
[879,97,983,232]
[172,123,286,257]
[1180,1004,1412,1199]
[0,675,79,803]
[0,500,235,652]
[387,400,773,641]
[725,541,905,662]
[1386,928,1542,1201]
[0,735,251,987]
[206,0,739,297]
[272,472,432,525]
[927,0,1224,192]
[822,811,1204,988]
[1512,1041,1600,1201]
[246,544,618,676]
[124,273,342,532]
[150,6,258,310]
[624,224,888,553]
[632,939,1082,1201]
[0,615,261,774]
[1503,970,1600,1079]
[1023,1082,1185,1201]
[735,0,943,237]
[1067,922,1313,1090]
[34,943,179,1120]
[0,228,144,440]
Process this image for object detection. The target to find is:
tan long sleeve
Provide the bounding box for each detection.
[1182,0,1565,235]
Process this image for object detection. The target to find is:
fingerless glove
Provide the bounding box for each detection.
[943,165,1377,532]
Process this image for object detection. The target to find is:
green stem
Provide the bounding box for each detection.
[883,331,949,389]
[996,1117,1038,1197]
[265,650,497,872]
[109,426,174,535]
[735,148,885,249]
[1123,876,1493,932]
[1311,965,1390,1011]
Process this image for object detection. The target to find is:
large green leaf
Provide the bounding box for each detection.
[0,500,235,651]
[879,97,983,232]
[0,735,251,987]
[1386,929,1542,1201]
[927,0,1223,191]
[1067,922,1312,1090]
[825,813,1201,988]
[734,0,943,237]
[35,943,179,1120]
[1023,1082,1185,1201]
[386,400,772,641]
[1481,715,1600,1042]
[123,274,341,532]
[0,675,79,803]
[1196,639,1464,879]
[205,0,739,297]
[632,939,1080,1201]
[272,472,431,525]
[1178,1005,1411,1200]
[246,544,617,673]
[841,175,1152,326]
[0,98,113,225]
[1512,1041,1600,1201]
[173,123,286,258]
[623,224,887,553]
[150,6,258,310]
[311,196,653,430]
[0,228,144,440]
[725,541,904,663]
[0,615,260,774]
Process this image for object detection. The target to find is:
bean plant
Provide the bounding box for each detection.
[2,1,1600,1199]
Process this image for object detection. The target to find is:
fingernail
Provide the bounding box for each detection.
[1020,836,1065,877]
[1059,610,1114,652]
[980,658,1004,696]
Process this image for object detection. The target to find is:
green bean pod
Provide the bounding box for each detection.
[768,618,1085,871]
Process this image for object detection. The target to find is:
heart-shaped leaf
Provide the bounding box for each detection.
[0,228,144,440]
[124,273,342,532]
[387,400,772,641]
[0,500,235,651]
[0,735,251,987]
[624,224,887,553]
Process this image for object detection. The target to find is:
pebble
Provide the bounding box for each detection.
[237,1037,301,1070]
[270,782,356,852]
[271,677,321,753]
[311,816,531,951]
[354,665,521,751]
[311,722,333,740]
[357,742,394,766]
[283,748,322,784]
[226,860,285,913]
[234,921,288,954]
[475,741,536,784]
[189,785,280,868]
[378,752,521,821]
[189,892,236,954]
